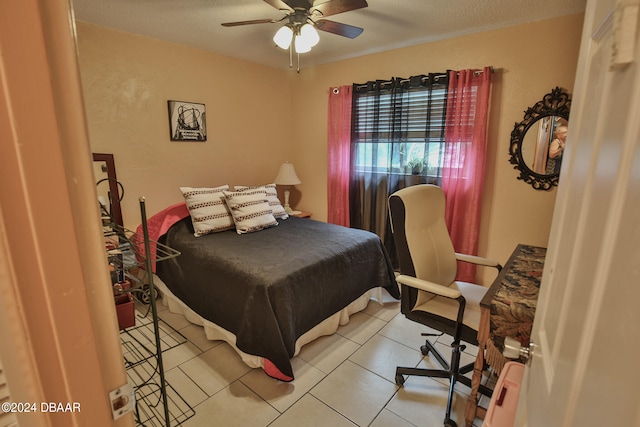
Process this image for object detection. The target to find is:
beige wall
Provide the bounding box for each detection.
[77,23,293,228]
[77,14,583,282]
[290,14,583,282]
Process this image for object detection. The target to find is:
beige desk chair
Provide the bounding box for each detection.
[389,184,502,427]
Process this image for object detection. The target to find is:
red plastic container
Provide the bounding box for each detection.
[115,293,135,330]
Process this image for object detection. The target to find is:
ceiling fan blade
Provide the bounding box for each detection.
[221,18,277,27]
[315,19,364,38]
[312,0,368,18]
[262,0,295,11]
[262,0,368,17]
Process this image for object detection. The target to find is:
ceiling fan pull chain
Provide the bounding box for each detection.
[289,42,293,68]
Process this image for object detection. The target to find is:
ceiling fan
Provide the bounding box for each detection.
[222,0,368,69]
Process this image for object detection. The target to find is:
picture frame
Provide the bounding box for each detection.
[167,100,207,141]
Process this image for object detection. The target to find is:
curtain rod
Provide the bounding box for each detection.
[352,66,498,91]
[353,74,446,91]
[424,66,499,79]
[477,66,499,75]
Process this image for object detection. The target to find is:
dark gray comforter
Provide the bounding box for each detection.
[156,216,399,380]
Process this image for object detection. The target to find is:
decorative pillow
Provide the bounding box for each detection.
[234,183,289,219]
[223,189,278,234]
[180,185,234,236]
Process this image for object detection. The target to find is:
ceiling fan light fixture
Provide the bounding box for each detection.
[294,35,312,53]
[294,24,319,53]
[273,25,293,49]
[300,24,319,47]
[222,0,368,68]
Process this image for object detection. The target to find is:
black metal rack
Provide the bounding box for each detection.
[120,315,195,426]
[108,197,194,426]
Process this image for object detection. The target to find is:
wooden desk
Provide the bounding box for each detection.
[464,244,546,427]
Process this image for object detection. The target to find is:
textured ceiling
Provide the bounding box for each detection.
[72,0,587,71]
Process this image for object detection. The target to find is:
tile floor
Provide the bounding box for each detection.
[123,291,493,427]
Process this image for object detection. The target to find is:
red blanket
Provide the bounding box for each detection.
[135,202,189,272]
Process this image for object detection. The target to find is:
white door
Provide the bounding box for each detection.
[521,0,640,426]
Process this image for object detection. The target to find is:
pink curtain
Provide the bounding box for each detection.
[441,67,492,282]
[327,85,352,226]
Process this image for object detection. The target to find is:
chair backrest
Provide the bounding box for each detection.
[389,184,457,286]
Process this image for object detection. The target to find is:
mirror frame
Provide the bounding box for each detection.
[92,153,124,226]
[509,87,571,190]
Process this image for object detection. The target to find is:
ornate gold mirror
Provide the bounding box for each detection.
[509,87,571,190]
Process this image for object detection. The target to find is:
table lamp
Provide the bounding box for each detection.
[274,162,301,214]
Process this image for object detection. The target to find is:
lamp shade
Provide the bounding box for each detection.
[300,24,319,47]
[274,162,301,186]
[294,35,312,53]
[294,24,319,53]
[273,26,293,49]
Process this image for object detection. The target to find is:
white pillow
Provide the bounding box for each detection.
[234,183,289,219]
[223,189,278,234]
[180,185,234,236]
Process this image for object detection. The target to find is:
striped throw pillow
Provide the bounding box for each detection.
[180,185,234,236]
[223,189,278,234]
[234,183,289,219]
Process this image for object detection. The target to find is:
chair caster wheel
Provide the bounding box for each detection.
[420,345,430,356]
[395,374,405,386]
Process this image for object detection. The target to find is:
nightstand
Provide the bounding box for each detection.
[289,210,312,219]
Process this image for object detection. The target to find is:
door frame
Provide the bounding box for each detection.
[0,1,131,425]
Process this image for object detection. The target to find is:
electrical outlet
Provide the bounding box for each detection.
[109,382,134,420]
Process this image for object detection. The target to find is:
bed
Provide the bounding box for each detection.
[142,202,399,381]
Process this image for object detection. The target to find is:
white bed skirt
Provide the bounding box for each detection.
[152,274,384,371]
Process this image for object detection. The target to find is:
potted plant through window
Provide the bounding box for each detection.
[406,157,425,175]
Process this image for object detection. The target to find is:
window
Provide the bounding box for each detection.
[352,75,448,179]
[344,69,492,274]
